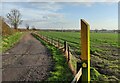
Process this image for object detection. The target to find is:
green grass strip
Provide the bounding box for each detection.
[1,32,23,53]
[32,33,74,82]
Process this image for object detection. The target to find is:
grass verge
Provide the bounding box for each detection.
[1,32,23,53]
[32,33,74,82]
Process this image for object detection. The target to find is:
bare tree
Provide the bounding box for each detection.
[26,24,29,30]
[6,9,22,29]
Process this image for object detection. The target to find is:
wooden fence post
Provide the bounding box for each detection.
[64,41,67,52]
[68,46,70,62]
[80,19,90,82]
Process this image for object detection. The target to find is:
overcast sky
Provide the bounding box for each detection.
[1,1,118,30]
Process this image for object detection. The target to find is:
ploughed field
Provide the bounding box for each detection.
[38,31,120,81]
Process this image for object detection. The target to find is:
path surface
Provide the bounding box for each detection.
[2,33,53,81]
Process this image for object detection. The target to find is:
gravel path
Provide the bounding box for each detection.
[2,33,53,81]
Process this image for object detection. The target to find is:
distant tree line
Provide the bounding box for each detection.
[6,9,119,33]
[91,29,119,33]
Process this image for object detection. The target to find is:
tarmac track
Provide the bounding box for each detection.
[2,33,53,81]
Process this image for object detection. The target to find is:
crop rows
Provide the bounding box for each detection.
[38,31,120,81]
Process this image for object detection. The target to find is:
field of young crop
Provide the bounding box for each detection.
[38,31,120,81]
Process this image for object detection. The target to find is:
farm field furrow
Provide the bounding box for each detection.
[38,31,120,81]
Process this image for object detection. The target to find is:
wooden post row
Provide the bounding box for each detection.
[78,19,90,82]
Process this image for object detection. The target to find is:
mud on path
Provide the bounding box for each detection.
[2,33,53,81]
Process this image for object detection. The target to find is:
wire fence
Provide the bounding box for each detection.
[31,32,82,83]
[32,19,91,82]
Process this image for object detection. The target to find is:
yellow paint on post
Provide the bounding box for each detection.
[80,19,90,82]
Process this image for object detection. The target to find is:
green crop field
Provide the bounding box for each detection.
[38,31,120,81]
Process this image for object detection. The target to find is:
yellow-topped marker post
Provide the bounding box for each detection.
[80,19,90,82]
